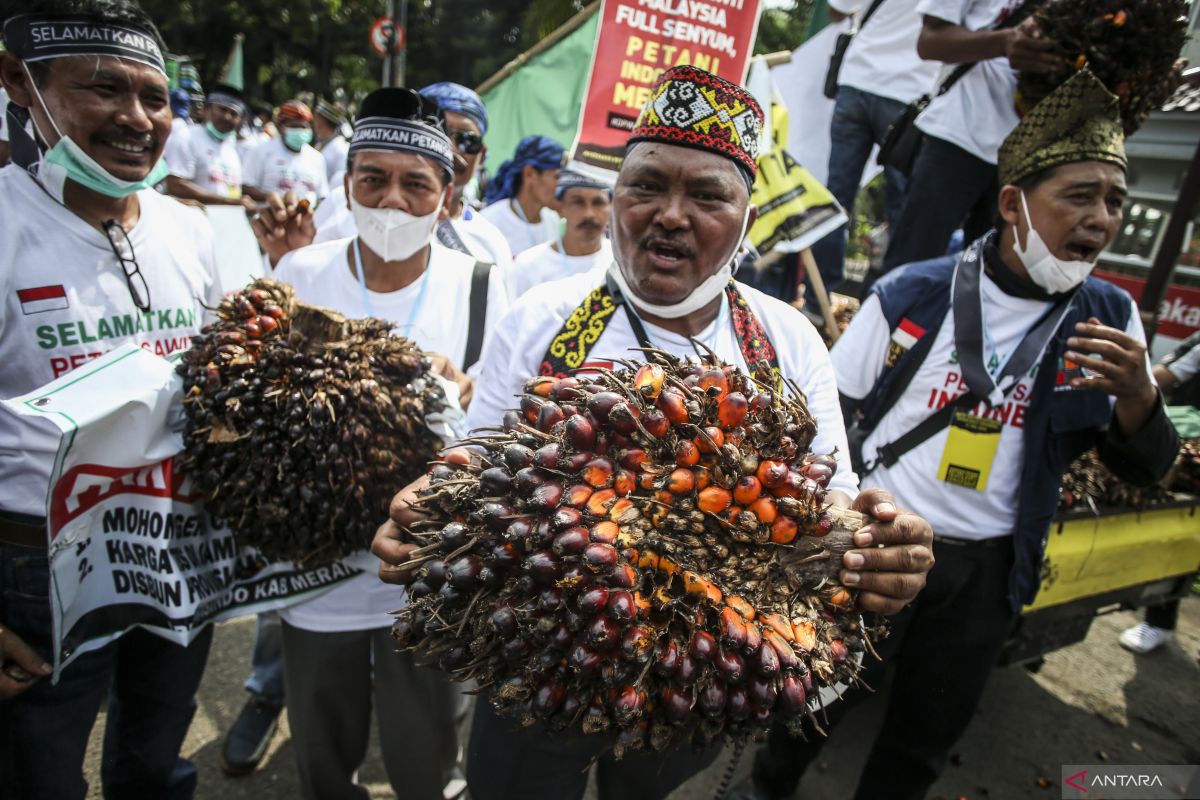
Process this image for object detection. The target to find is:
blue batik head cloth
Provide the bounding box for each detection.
[483,135,565,204]
[419,82,488,136]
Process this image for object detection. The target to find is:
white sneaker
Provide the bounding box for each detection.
[1118,622,1172,654]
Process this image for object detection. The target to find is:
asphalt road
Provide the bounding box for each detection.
[82,596,1200,799]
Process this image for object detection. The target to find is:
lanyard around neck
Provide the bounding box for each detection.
[352,237,431,338]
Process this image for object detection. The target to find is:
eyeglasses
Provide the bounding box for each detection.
[102,220,151,312]
[450,130,483,155]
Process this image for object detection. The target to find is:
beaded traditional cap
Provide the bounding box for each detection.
[998,69,1127,186]
[627,65,764,184]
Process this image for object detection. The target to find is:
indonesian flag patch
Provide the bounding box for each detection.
[18,285,69,315]
[891,317,926,349]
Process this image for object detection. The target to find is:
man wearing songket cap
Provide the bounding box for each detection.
[249,86,511,799]
[0,1,222,796]
[242,98,329,204]
[733,69,1180,800]
[480,133,566,256]
[372,65,937,800]
[164,83,256,208]
[502,167,614,299]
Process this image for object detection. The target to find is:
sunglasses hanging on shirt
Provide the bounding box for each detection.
[102,220,152,312]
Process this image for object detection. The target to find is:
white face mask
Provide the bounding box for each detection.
[1013,191,1095,294]
[350,193,441,262]
[611,203,752,319]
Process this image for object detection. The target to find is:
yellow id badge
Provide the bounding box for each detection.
[936,412,1003,491]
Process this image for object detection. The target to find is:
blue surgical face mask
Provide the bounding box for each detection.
[22,63,169,204]
[205,121,235,142]
[283,127,313,150]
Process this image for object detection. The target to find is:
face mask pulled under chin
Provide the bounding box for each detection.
[1013,191,1095,294]
[610,204,752,319]
[351,194,441,262]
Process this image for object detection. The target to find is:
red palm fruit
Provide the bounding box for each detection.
[631,591,652,616]
[777,675,807,717]
[562,451,592,472]
[726,505,744,524]
[568,645,603,678]
[757,460,788,488]
[667,468,696,495]
[657,388,690,424]
[608,402,640,435]
[689,630,718,662]
[586,391,624,421]
[501,638,531,663]
[552,505,583,531]
[698,368,729,400]
[446,555,483,589]
[620,626,655,663]
[529,482,565,512]
[655,489,676,507]
[674,440,701,466]
[587,615,621,650]
[718,392,749,427]
[830,639,850,663]
[534,442,562,470]
[718,607,749,649]
[550,377,582,401]
[565,414,597,451]
[693,467,713,491]
[242,320,261,338]
[653,640,681,677]
[257,315,278,334]
[512,467,546,496]
[805,452,837,471]
[613,469,637,496]
[762,628,801,672]
[503,443,536,472]
[697,486,733,514]
[586,488,616,517]
[532,519,556,548]
[715,647,746,684]
[752,641,781,676]
[634,363,666,401]
[593,430,611,456]
[583,542,619,570]
[520,394,544,423]
[661,688,694,724]
[606,590,636,623]
[698,681,728,717]
[750,496,778,525]
[791,619,817,652]
[524,551,562,585]
[742,622,762,655]
[638,471,657,490]
[590,520,619,544]
[613,686,647,724]
[726,595,755,620]
[488,605,518,638]
[800,460,834,488]
[640,408,671,439]
[481,501,517,531]
[552,527,591,557]
[761,612,794,641]
[697,426,725,453]
[491,542,522,570]
[726,686,752,720]
[676,653,700,684]
[732,476,762,506]
[578,586,610,615]
[609,562,638,589]
[582,458,614,488]
[532,682,566,718]
[537,402,565,432]
[748,675,778,709]
[825,587,854,611]
[811,512,834,537]
[683,570,723,605]
[480,467,513,495]
[538,587,564,612]
[608,497,635,522]
[619,448,648,471]
[526,376,556,397]
[770,516,798,545]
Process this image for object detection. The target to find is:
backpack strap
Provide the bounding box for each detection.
[463,261,491,371]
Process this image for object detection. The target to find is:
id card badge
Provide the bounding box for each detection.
[936,411,1002,491]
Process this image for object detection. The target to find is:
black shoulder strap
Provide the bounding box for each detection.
[859,0,888,29]
[464,261,491,371]
[863,318,940,429]
[932,0,1043,98]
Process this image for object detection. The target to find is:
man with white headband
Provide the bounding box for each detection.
[371,65,937,800]
[0,1,221,797]
[254,86,509,800]
[163,82,255,209]
[733,69,1179,800]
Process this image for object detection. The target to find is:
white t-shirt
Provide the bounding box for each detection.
[1165,340,1200,383]
[243,137,329,202]
[503,239,613,300]
[467,271,858,502]
[164,123,243,199]
[1,88,10,143]
[0,167,221,515]
[914,0,1025,164]
[832,270,1145,540]
[272,238,509,632]
[318,134,350,182]
[479,199,561,257]
[829,0,941,104]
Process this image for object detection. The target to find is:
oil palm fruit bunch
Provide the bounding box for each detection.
[393,349,876,757]
[178,278,447,565]
[1059,449,1173,511]
[1167,439,1200,495]
[1017,0,1189,134]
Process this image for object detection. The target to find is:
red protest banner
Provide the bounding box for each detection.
[571,0,763,173]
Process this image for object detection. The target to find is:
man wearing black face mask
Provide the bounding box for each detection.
[0,1,221,797]
[733,69,1180,800]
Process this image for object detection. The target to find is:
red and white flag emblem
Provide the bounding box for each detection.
[18,285,70,315]
[891,317,925,350]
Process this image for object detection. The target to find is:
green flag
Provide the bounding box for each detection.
[805,0,832,39]
[480,10,600,169]
[220,34,245,91]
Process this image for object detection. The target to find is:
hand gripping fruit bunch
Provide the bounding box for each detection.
[393,349,877,756]
[1017,0,1189,134]
[178,278,447,565]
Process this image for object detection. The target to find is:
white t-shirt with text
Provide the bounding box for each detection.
[243,137,329,202]
[164,123,243,199]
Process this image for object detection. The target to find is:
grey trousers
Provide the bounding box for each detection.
[281,621,458,800]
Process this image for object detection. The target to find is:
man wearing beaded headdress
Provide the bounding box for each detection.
[733,69,1179,800]
[372,65,938,800]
